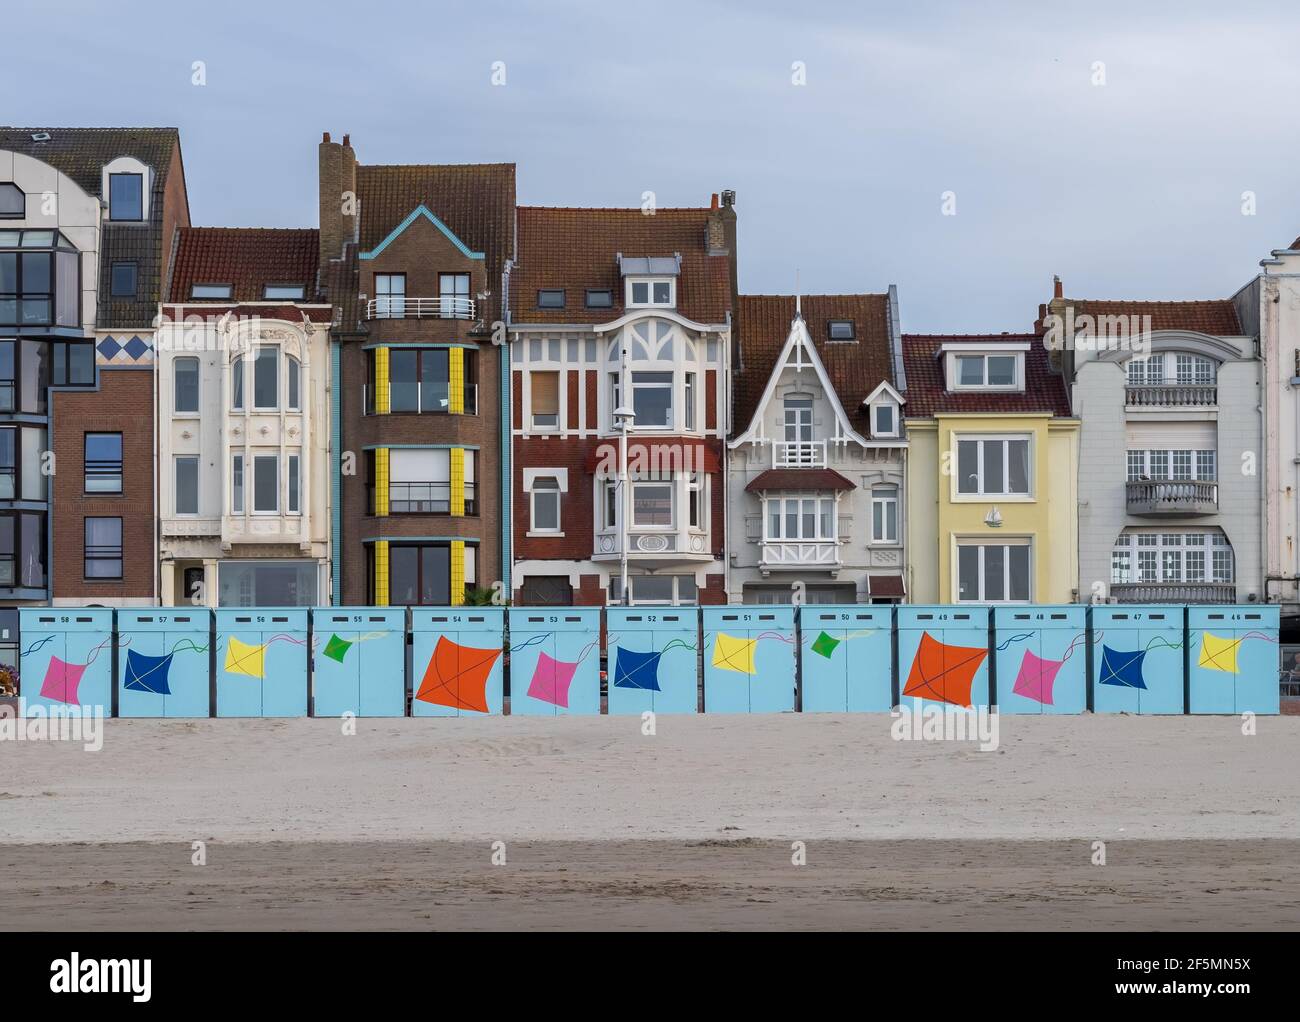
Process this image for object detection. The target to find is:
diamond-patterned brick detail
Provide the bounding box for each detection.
[122,335,150,360]
[97,337,122,360]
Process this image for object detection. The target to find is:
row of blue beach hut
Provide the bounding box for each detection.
[15,603,1280,717]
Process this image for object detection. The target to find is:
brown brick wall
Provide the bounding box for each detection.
[50,368,155,600]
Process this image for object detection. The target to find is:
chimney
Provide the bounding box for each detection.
[704,189,739,314]
[1053,275,1063,299]
[318,131,358,279]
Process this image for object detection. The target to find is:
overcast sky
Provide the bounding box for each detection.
[6,0,1300,331]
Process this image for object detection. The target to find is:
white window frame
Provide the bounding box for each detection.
[871,486,898,544]
[631,478,675,529]
[630,370,674,430]
[173,356,200,415]
[252,346,280,412]
[954,539,1032,603]
[947,351,1023,392]
[1126,449,1218,482]
[763,493,836,542]
[871,401,898,438]
[625,277,676,309]
[1111,531,1232,585]
[953,434,1033,499]
[529,369,560,430]
[252,454,279,515]
[529,476,562,534]
[784,397,813,442]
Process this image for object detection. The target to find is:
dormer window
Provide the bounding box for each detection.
[192,283,233,300]
[108,173,143,221]
[943,345,1027,392]
[537,289,565,309]
[626,279,674,308]
[827,320,855,342]
[585,289,613,308]
[0,184,23,219]
[264,284,305,300]
[873,403,896,437]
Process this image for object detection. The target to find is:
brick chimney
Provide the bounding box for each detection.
[704,189,739,318]
[318,131,358,278]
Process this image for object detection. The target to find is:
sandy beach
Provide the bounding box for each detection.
[2,714,1298,928]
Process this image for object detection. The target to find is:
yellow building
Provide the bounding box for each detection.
[902,334,1079,604]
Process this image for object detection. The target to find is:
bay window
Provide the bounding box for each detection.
[957,541,1031,602]
[632,478,673,527]
[253,346,279,410]
[0,511,45,588]
[253,455,278,513]
[0,230,80,327]
[631,371,673,428]
[765,494,835,542]
[956,436,1030,496]
[0,425,48,501]
[387,448,454,514]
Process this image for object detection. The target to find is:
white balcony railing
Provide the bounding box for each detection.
[1125,384,1217,407]
[760,539,840,567]
[773,440,827,468]
[365,296,476,320]
[594,530,711,558]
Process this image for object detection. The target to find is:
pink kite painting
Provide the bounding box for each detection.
[415,635,502,713]
[39,656,88,705]
[526,651,579,708]
[1011,649,1064,706]
[902,631,987,707]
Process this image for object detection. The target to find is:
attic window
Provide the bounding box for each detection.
[627,279,674,308]
[827,320,855,341]
[585,289,613,309]
[108,173,144,222]
[537,289,565,309]
[264,284,305,300]
[192,283,233,300]
[0,183,24,219]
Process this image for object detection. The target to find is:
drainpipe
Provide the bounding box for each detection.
[501,259,513,599]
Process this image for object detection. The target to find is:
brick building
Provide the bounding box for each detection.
[318,134,514,605]
[508,195,736,606]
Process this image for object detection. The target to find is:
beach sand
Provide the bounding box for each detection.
[1,714,1297,928]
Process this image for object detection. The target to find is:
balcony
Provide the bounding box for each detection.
[365,297,476,320]
[759,539,840,569]
[1126,479,1218,516]
[593,530,712,561]
[1110,582,1236,604]
[363,383,477,415]
[773,440,827,468]
[1125,384,1216,408]
[375,482,477,516]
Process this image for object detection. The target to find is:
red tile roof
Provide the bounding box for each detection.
[1059,299,1241,335]
[511,206,732,325]
[169,227,320,304]
[733,294,895,436]
[745,467,856,492]
[868,575,906,597]
[901,334,1072,418]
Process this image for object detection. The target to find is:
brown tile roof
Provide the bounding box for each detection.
[745,468,856,492]
[355,163,514,323]
[733,294,894,436]
[902,333,1072,418]
[169,227,320,304]
[0,126,184,329]
[511,206,732,325]
[1061,299,1241,335]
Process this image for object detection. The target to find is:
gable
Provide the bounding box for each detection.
[360,204,484,262]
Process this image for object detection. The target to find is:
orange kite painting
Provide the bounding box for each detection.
[415,635,503,713]
[902,631,989,707]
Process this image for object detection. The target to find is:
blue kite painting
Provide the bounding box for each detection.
[1098,645,1147,690]
[122,649,174,696]
[612,647,663,692]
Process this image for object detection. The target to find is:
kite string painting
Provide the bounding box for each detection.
[996,630,1095,707]
[610,635,698,692]
[122,637,210,696]
[316,630,390,665]
[805,627,878,660]
[1098,634,1184,690]
[24,634,126,705]
[1196,630,1277,674]
[222,632,310,679]
[710,630,797,676]
[511,632,600,708]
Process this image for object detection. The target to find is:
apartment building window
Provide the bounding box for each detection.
[84,433,123,494]
[530,370,559,428]
[1126,449,1216,481]
[0,184,24,218]
[0,511,45,588]
[766,495,835,541]
[0,230,80,327]
[954,353,1018,388]
[254,346,279,410]
[585,289,613,308]
[111,262,137,298]
[871,486,898,543]
[51,341,94,386]
[956,436,1030,495]
[0,425,46,501]
[253,455,278,513]
[84,517,123,579]
[609,574,698,606]
[231,454,244,514]
[957,541,1031,602]
[108,173,143,221]
[191,283,232,299]
[684,372,697,430]
[438,273,471,318]
[632,478,674,527]
[827,320,855,342]
[631,371,673,428]
[687,472,703,529]
[388,543,452,605]
[285,356,301,411]
[387,448,452,514]
[374,274,405,318]
[264,284,305,300]
[387,347,451,413]
[1111,531,1234,585]
[785,397,812,442]
[1127,352,1217,386]
[530,476,561,532]
[537,289,565,309]
[231,357,244,410]
[175,456,198,515]
[174,357,199,413]
[287,454,300,515]
[1176,354,1215,385]
[627,279,673,307]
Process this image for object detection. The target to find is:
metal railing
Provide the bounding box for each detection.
[1126,479,1218,514]
[1125,384,1217,407]
[379,482,477,515]
[365,296,476,320]
[363,383,477,415]
[773,440,827,468]
[1109,582,1236,603]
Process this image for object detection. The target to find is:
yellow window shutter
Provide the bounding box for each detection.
[374,541,389,606]
[374,347,390,414]
[449,347,464,414]
[450,540,465,605]
[450,447,465,516]
[374,447,389,516]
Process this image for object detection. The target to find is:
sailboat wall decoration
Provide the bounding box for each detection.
[312,607,406,717]
[411,608,505,716]
[18,607,115,716]
[1187,605,1280,714]
[606,606,699,715]
[117,609,212,717]
[992,605,1088,714]
[800,605,893,712]
[702,606,797,713]
[507,607,601,715]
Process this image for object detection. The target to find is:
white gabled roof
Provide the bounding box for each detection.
[861,379,905,407]
[729,312,870,448]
